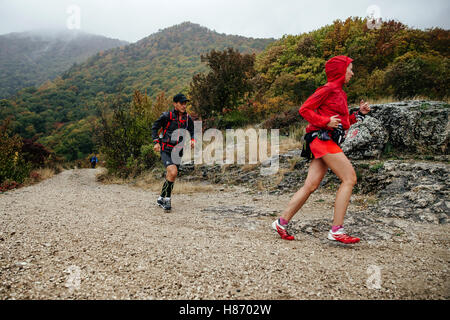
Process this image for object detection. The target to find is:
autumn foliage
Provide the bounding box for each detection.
[255,18,449,106]
[1,19,448,162]
[189,18,448,131]
[97,90,166,177]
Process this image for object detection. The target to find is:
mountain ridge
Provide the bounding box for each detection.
[1,22,274,160]
[0,29,129,99]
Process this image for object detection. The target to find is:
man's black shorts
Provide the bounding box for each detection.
[160,150,183,168]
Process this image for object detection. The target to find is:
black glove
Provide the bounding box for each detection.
[354,111,365,122]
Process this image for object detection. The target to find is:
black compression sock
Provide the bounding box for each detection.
[160,180,174,198]
[166,180,174,198]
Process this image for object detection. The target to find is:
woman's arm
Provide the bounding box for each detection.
[349,100,371,125]
[299,86,333,128]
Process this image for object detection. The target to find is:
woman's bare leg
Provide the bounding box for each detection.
[320,152,357,226]
[280,158,329,222]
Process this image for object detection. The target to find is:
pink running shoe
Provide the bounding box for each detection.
[327,228,360,244]
[272,219,295,241]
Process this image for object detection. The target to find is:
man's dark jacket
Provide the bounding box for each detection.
[151,109,195,152]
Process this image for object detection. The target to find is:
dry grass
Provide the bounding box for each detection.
[97,169,215,194]
[185,125,304,166]
[134,171,215,194]
[138,179,215,194]
[34,168,55,180]
[173,181,215,194]
[256,180,265,191]
[276,124,305,156]
[351,194,378,209]
[241,164,259,172]
[288,156,303,171]
[15,167,60,190]
[277,136,303,156]
[274,168,290,186]
[96,168,130,185]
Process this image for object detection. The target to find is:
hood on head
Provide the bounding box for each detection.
[325,55,353,85]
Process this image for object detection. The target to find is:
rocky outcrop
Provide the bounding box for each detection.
[342,116,388,159]
[287,160,450,242]
[365,161,449,224]
[276,159,449,225]
[343,101,449,159]
[177,101,449,228]
[180,159,449,225]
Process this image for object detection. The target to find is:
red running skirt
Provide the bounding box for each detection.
[309,138,342,159]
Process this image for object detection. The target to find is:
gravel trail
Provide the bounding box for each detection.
[0,168,448,299]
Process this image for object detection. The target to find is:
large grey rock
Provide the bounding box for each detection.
[317,100,449,160]
[364,100,449,155]
[342,116,388,159]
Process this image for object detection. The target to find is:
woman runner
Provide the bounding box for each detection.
[272,55,370,244]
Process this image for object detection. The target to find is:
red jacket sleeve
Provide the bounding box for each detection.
[349,112,357,125]
[299,86,332,128]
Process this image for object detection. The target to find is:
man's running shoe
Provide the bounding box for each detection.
[157,196,165,208]
[272,219,295,241]
[162,197,171,211]
[327,228,360,244]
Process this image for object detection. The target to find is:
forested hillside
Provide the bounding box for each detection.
[188,18,448,132]
[1,19,448,163]
[255,18,449,108]
[0,22,273,160]
[0,29,128,99]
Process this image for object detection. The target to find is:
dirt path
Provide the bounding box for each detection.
[0,168,448,299]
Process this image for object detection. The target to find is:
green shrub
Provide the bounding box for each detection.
[0,119,31,185]
[141,144,159,169]
[384,51,449,99]
[97,91,160,178]
[262,107,306,134]
[369,162,384,172]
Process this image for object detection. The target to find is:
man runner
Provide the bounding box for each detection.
[90,154,98,168]
[151,93,195,211]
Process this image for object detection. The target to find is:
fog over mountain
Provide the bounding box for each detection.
[0,29,128,98]
[0,0,448,43]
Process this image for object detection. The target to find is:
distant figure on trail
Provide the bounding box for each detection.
[90,154,98,168]
[151,93,195,211]
[272,55,371,244]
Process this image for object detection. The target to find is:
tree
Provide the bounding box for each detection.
[255,17,450,106]
[152,92,171,119]
[97,90,159,177]
[0,118,31,185]
[21,139,53,168]
[189,48,256,118]
[384,51,449,99]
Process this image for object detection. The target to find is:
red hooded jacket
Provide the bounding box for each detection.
[299,55,357,133]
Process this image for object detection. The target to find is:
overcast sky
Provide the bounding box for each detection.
[0,0,448,42]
